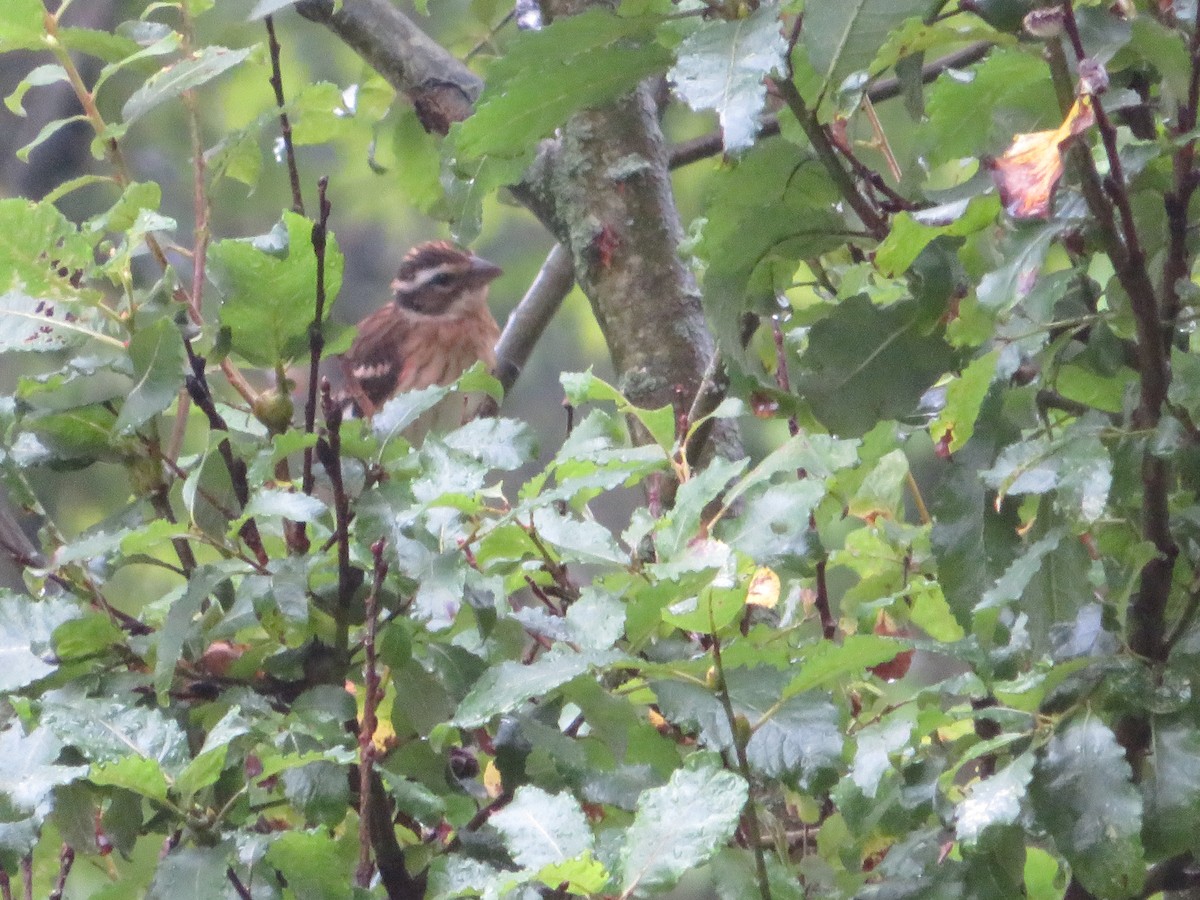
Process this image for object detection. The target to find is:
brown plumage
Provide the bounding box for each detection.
[333,242,502,431]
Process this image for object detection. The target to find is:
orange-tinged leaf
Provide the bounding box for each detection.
[989,96,1095,219]
[745,566,781,609]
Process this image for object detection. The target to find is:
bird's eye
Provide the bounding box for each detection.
[428,272,453,288]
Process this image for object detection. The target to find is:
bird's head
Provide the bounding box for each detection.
[390,241,503,316]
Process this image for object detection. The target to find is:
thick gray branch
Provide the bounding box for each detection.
[515,85,741,461]
[294,0,481,133]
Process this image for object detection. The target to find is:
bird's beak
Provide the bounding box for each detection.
[468,254,503,282]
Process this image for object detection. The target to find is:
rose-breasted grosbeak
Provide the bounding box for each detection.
[332,241,502,433]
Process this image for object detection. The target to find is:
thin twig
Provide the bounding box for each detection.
[319,382,358,654]
[708,630,772,900]
[304,178,333,496]
[185,353,269,567]
[356,539,388,889]
[225,868,253,900]
[47,845,73,900]
[265,14,305,216]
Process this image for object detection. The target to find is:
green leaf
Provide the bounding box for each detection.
[801,0,929,96]
[87,180,162,236]
[264,830,353,900]
[0,593,79,690]
[530,506,627,566]
[784,634,911,697]
[5,64,68,116]
[0,726,86,855]
[454,648,622,728]
[669,5,786,153]
[147,844,233,900]
[620,752,747,895]
[154,564,230,704]
[699,141,844,377]
[57,26,140,63]
[931,349,1000,453]
[1144,718,1200,856]
[560,370,675,452]
[40,690,189,771]
[922,51,1058,165]
[211,212,343,367]
[444,417,537,470]
[849,714,912,799]
[0,198,94,298]
[492,785,593,870]
[875,196,999,278]
[89,756,170,803]
[1030,719,1144,898]
[453,11,670,160]
[795,294,958,437]
[956,754,1033,845]
[242,488,326,523]
[982,427,1111,523]
[0,0,44,51]
[115,317,185,431]
[122,45,252,124]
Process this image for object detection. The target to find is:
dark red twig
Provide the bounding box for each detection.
[47,845,73,900]
[265,15,305,216]
[303,178,333,500]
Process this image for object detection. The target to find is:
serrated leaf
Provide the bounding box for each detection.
[956,754,1033,845]
[146,844,233,900]
[492,786,593,870]
[264,830,352,900]
[801,0,929,96]
[669,6,786,153]
[876,196,999,277]
[0,593,79,690]
[211,212,343,367]
[784,634,910,697]
[89,756,170,802]
[454,11,670,160]
[444,417,536,470]
[123,45,252,124]
[0,198,94,297]
[530,506,627,566]
[699,141,844,377]
[115,317,185,431]
[0,0,45,51]
[795,294,958,437]
[454,649,622,727]
[0,726,86,855]
[620,753,747,895]
[40,690,189,771]
[1030,719,1144,897]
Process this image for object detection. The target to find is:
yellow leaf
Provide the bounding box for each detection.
[746,566,781,609]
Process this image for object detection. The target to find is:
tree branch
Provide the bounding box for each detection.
[294,0,481,134]
[493,243,575,396]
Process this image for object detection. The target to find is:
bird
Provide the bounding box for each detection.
[331,241,503,435]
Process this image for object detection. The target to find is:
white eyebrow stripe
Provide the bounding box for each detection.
[395,262,460,295]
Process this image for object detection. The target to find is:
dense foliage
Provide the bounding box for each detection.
[0,0,1198,898]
